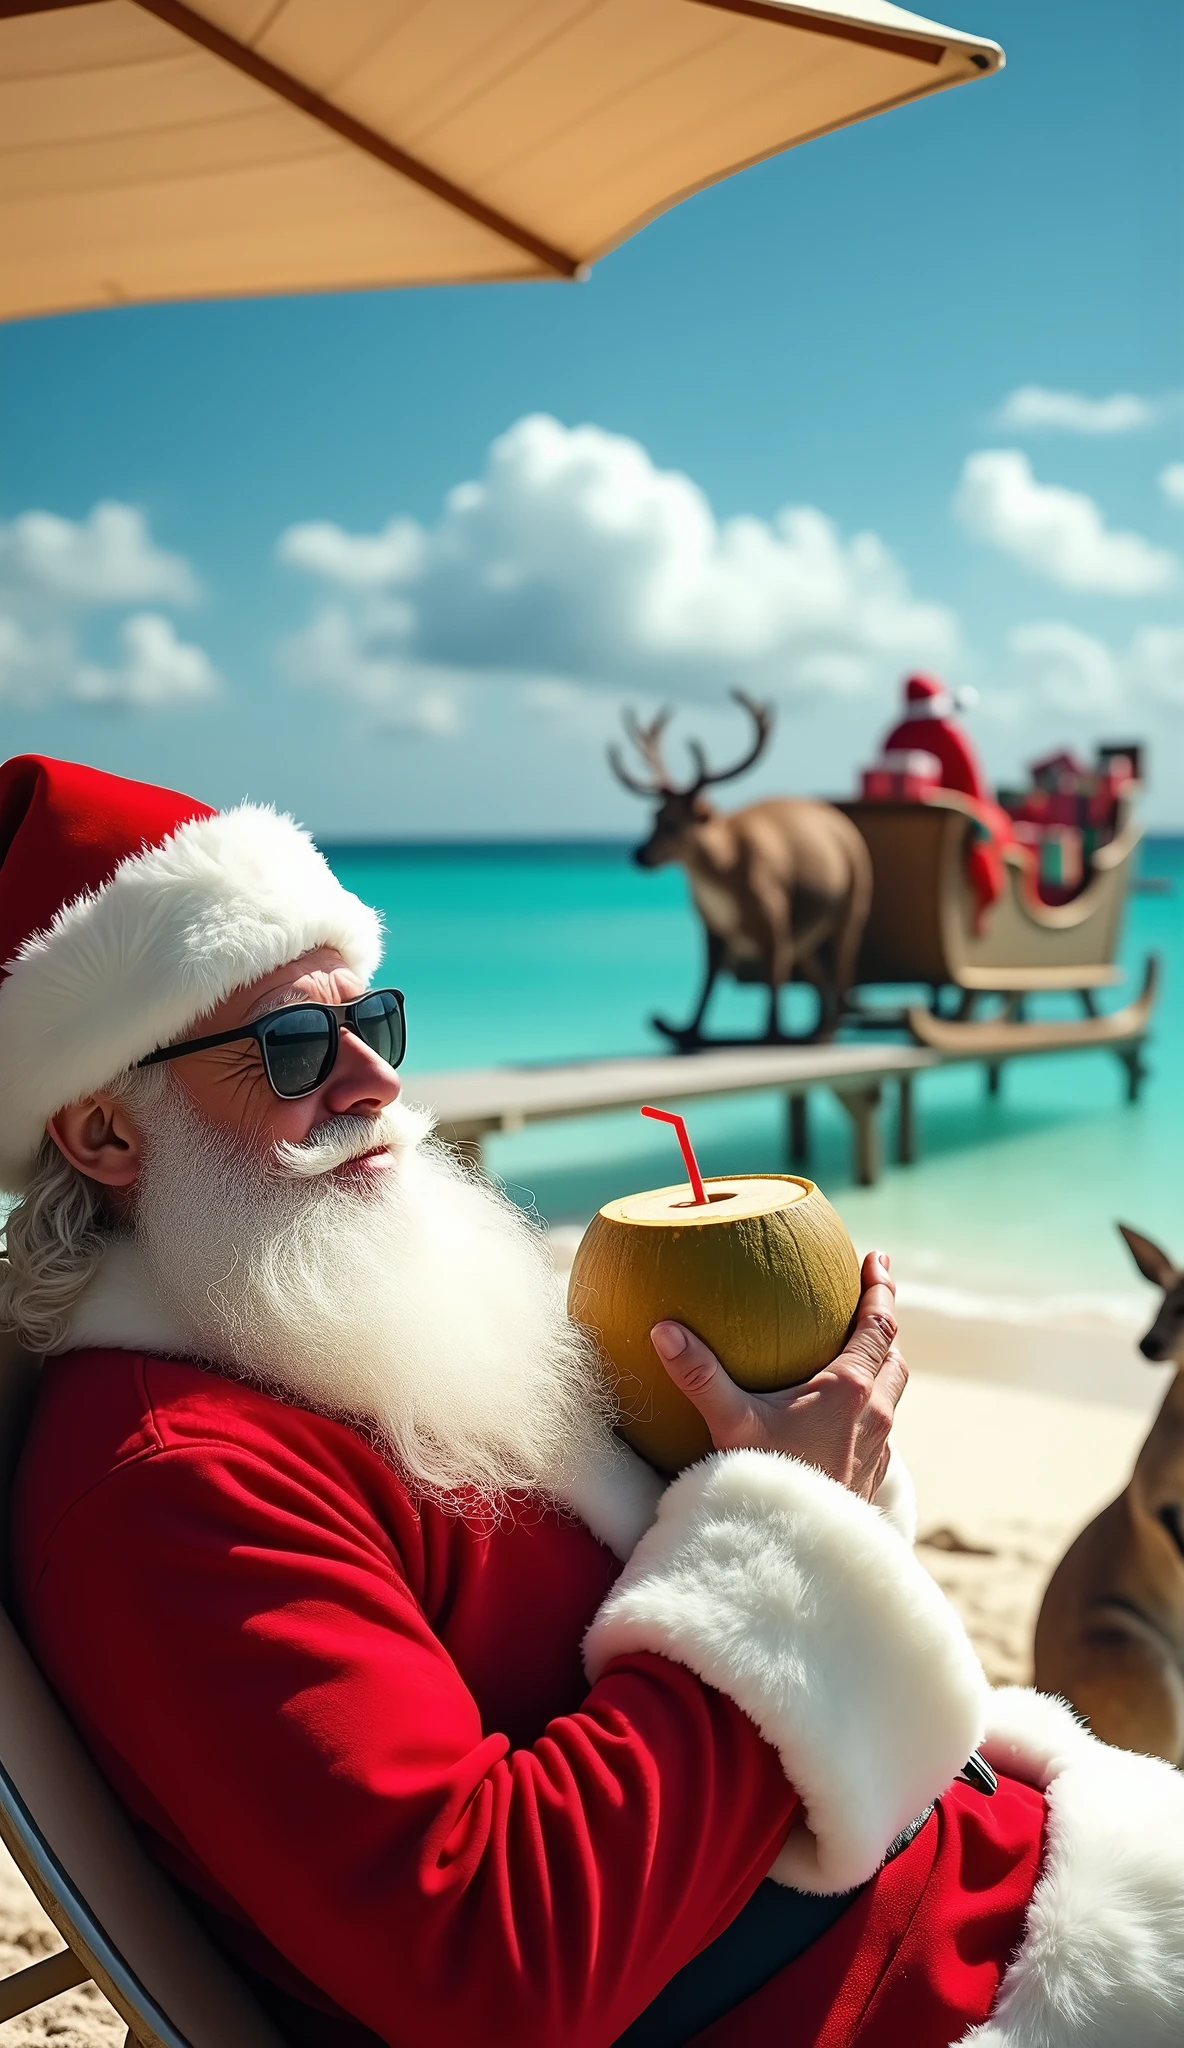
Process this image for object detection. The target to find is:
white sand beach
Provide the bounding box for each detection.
[0,1281,1169,2043]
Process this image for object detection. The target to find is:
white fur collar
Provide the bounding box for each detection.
[61,1236,193,1359]
[59,1238,665,1561]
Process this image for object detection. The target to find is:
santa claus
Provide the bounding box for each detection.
[1,754,1181,2048]
[881,675,1015,932]
[882,673,992,802]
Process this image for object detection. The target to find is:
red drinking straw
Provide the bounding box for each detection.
[640,1105,708,1206]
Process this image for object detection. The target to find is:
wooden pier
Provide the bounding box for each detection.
[410,966,1156,1187]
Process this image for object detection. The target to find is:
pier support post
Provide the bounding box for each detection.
[834,1085,882,1186]
[787,1091,810,1166]
[897,1075,916,1165]
[1119,1041,1149,1102]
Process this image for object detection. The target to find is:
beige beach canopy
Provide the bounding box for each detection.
[0,0,1001,322]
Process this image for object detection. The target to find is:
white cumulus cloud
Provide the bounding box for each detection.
[0,501,197,606]
[0,611,218,710]
[279,603,462,735]
[0,615,74,705]
[276,414,959,717]
[993,388,1159,435]
[73,614,219,708]
[0,501,213,709]
[278,517,425,591]
[1009,619,1184,711]
[1008,621,1121,713]
[1160,462,1184,507]
[955,450,1178,593]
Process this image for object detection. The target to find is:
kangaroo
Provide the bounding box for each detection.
[1033,1222,1184,1761]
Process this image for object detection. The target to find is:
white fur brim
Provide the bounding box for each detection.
[583,1448,987,1894]
[869,1444,917,1545]
[0,804,382,1190]
[959,1687,1184,2048]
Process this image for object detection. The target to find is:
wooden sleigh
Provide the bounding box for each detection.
[839,789,1158,1091]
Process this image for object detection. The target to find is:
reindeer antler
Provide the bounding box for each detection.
[688,689,774,792]
[607,706,676,796]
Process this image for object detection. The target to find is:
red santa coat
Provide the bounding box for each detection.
[881,711,1014,931]
[14,1311,1184,2047]
[882,714,992,805]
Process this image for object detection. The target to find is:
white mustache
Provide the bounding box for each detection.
[273,1100,433,1179]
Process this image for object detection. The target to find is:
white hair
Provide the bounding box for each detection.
[0,1069,165,1355]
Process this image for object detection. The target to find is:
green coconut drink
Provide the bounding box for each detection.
[567,1172,861,1475]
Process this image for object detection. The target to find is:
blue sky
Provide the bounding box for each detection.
[2,0,1183,836]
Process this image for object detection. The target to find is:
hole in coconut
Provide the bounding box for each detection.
[671,1191,736,1210]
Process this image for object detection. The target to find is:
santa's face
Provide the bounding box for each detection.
[167,946,403,1178]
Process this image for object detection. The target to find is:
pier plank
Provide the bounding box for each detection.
[409,979,1155,1187]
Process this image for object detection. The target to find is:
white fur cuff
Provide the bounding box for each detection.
[583,1449,988,1894]
[871,1445,917,1545]
[959,1688,1184,2048]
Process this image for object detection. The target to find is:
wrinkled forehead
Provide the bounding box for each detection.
[206,949,368,1034]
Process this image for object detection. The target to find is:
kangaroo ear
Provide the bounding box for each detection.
[1118,1223,1179,1290]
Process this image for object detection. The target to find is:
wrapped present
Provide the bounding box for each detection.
[860,749,943,802]
[1030,749,1089,794]
[1097,743,1142,785]
[1005,789,1051,826]
[1043,791,1084,827]
[1039,825,1084,895]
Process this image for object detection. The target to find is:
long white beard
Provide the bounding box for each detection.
[130,1085,616,1506]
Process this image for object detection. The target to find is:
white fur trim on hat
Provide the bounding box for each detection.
[0,804,382,1191]
[583,1447,988,1895]
[958,1687,1184,2048]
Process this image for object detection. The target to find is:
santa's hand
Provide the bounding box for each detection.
[650,1250,906,1501]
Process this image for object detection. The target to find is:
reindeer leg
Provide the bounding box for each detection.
[817,852,872,1040]
[687,931,724,1037]
[806,940,841,1043]
[652,930,724,1051]
[756,894,794,1044]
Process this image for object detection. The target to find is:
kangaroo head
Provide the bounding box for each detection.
[1118,1223,1184,1365]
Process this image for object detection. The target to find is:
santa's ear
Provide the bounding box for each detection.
[47,1096,144,1190]
[1118,1222,1179,1291]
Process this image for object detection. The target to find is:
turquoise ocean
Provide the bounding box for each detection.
[327,837,1184,1321]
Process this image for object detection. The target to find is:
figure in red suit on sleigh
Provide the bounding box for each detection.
[878,673,1016,935]
[1,753,1181,2047]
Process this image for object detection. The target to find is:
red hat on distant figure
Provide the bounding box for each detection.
[904,674,948,705]
[0,756,383,1193]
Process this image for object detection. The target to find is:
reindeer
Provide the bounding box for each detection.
[1034,1223,1184,1762]
[609,690,872,1047]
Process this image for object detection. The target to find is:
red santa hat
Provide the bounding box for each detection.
[0,756,383,1192]
[903,673,952,710]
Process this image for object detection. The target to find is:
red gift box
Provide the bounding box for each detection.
[1039,825,1084,896]
[860,750,942,802]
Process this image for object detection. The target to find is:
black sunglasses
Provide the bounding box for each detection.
[139,988,406,1101]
